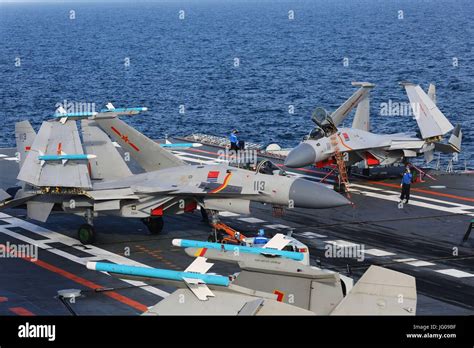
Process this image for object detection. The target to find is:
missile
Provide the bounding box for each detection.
[53,111,98,119]
[160,143,203,149]
[86,262,230,287]
[99,106,148,114]
[172,238,305,261]
[38,153,97,166]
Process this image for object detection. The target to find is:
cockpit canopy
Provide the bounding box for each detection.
[309,127,325,140]
[256,160,286,176]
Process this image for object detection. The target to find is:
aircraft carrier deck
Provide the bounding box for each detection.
[0,137,473,316]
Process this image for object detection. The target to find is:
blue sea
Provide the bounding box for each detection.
[0,0,473,166]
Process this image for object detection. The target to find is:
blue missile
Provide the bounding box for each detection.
[172,239,304,261]
[38,154,96,161]
[160,143,203,148]
[99,106,148,113]
[53,111,97,118]
[86,262,230,287]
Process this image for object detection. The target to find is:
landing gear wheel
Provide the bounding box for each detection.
[78,224,95,244]
[143,217,164,235]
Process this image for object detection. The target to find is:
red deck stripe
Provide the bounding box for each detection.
[0,296,8,303]
[9,307,35,316]
[1,244,148,313]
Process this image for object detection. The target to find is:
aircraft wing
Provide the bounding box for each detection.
[183,257,216,301]
[17,121,92,189]
[388,139,426,150]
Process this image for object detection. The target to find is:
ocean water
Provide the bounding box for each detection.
[0,0,473,166]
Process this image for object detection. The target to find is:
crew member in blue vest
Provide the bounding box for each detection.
[229,129,239,152]
[400,167,413,204]
[253,229,268,245]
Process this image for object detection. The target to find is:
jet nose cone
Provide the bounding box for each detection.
[289,179,351,209]
[284,143,316,168]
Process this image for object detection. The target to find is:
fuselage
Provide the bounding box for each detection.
[285,128,423,168]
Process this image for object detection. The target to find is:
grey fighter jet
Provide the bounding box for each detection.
[0,107,349,244]
[284,82,462,169]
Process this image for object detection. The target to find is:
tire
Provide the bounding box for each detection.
[78,224,95,244]
[146,217,164,235]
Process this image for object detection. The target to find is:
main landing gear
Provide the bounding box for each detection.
[78,224,95,244]
[142,216,164,235]
[76,210,165,245]
[78,210,95,244]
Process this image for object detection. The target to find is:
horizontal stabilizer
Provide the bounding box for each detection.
[330,266,416,315]
[448,124,462,152]
[0,189,11,202]
[404,83,453,139]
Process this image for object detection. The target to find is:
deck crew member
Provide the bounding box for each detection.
[254,229,268,245]
[400,167,413,204]
[229,129,239,151]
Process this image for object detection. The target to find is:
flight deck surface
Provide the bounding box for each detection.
[0,139,473,315]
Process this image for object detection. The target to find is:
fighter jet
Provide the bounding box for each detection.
[0,106,349,244]
[284,82,462,169]
[85,235,417,315]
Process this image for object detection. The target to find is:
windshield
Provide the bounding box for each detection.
[256,160,285,176]
[309,127,325,140]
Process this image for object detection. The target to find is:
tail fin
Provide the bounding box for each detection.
[81,119,133,180]
[329,82,375,127]
[351,83,371,131]
[403,83,454,139]
[94,117,185,172]
[15,121,36,168]
[17,121,92,189]
[427,83,436,104]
